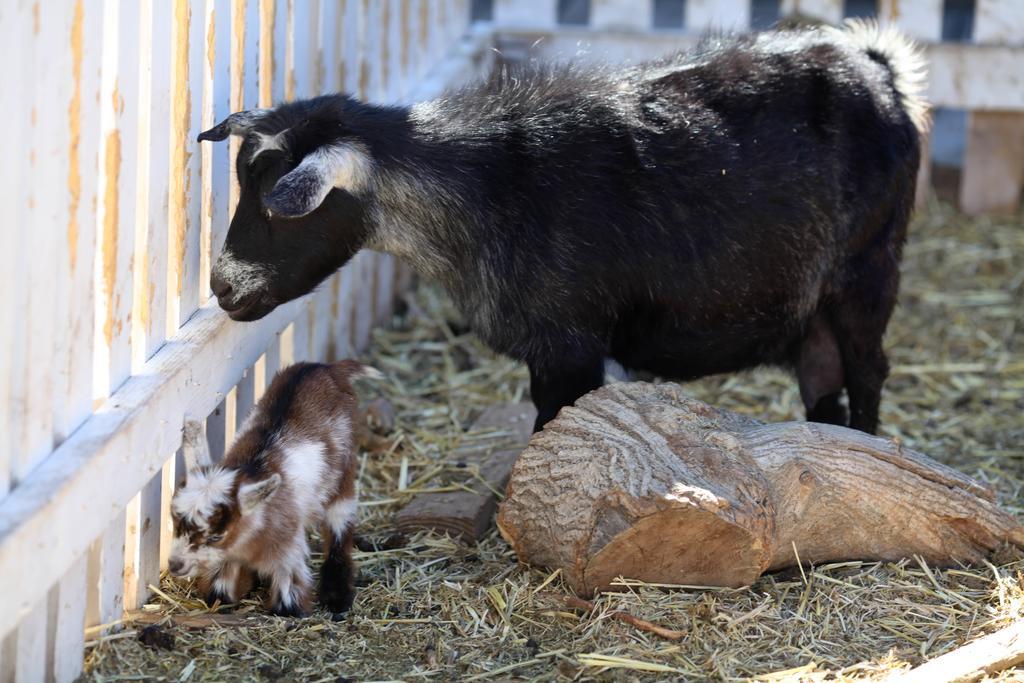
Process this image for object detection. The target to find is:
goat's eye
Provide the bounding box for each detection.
[208,534,224,544]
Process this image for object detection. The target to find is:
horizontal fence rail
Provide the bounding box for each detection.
[0,0,483,680]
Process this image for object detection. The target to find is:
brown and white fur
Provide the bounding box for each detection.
[168,360,379,617]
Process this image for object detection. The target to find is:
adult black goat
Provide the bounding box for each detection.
[198,21,928,434]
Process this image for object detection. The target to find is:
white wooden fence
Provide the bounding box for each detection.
[485,0,1024,214]
[0,1,484,680]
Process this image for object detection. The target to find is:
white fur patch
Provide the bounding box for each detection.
[169,535,227,578]
[249,131,287,163]
[172,467,236,527]
[325,498,359,537]
[280,439,328,517]
[331,413,353,454]
[213,249,272,300]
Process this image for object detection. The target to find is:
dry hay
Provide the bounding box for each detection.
[84,203,1024,682]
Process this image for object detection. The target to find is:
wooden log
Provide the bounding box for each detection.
[890,619,1024,683]
[397,403,535,541]
[497,383,1024,597]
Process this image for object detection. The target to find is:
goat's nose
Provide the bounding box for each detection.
[168,558,185,575]
[210,270,233,300]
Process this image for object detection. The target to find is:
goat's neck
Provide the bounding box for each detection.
[360,109,490,294]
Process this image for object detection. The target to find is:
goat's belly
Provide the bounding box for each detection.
[610,315,799,381]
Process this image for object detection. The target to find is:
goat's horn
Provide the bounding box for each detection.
[197,109,271,142]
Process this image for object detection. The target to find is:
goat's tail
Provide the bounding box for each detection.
[330,360,385,385]
[838,19,930,135]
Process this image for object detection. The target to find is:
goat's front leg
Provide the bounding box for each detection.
[319,497,358,617]
[198,560,255,606]
[268,538,313,617]
[528,356,605,432]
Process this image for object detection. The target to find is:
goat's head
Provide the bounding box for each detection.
[167,466,281,578]
[198,97,375,321]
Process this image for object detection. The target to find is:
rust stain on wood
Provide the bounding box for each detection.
[232,0,247,111]
[67,0,84,272]
[207,7,216,72]
[380,0,390,94]
[102,124,122,346]
[32,2,39,33]
[285,0,296,100]
[170,0,193,298]
[259,0,274,106]
[400,0,410,76]
[337,0,348,89]
[418,0,428,52]
[358,0,371,98]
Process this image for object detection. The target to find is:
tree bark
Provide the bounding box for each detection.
[497,383,1024,597]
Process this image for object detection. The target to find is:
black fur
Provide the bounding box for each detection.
[319,528,356,616]
[202,26,924,434]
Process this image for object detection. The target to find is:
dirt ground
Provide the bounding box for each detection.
[84,203,1023,681]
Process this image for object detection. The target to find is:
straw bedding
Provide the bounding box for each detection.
[84,203,1023,681]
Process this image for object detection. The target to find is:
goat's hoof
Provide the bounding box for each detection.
[319,586,355,615]
[270,602,308,618]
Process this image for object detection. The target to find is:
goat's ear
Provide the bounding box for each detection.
[238,473,281,514]
[264,143,372,218]
[197,108,271,142]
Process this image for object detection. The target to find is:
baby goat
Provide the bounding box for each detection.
[168,360,378,617]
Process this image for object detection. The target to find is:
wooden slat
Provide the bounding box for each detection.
[687,0,750,31]
[206,0,233,277]
[960,111,1024,215]
[167,0,206,335]
[50,556,88,683]
[142,0,173,363]
[779,0,843,24]
[974,0,1024,45]
[493,0,557,30]
[273,0,288,103]
[0,0,33,502]
[55,0,102,453]
[927,44,1024,110]
[878,0,943,42]
[591,0,653,32]
[95,0,142,402]
[206,397,229,462]
[85,517,127,632]
[13,609,47,683]
[235,367,256,427]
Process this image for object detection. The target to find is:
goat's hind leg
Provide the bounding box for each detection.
[797,312,847,427]
[319,497,358,617]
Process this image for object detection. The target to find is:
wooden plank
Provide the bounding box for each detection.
[927,44,1024,110]
[878,0,943,42]
[915,127,932,207]
[14,608,47,683]
[143,0,173,362]
[95,0,142,402]
[397,403,536,540]
[0,0,33,503]
[273,0,288,103]
[891,618,1024,683]
[591,0,653,32]
[85,517,127,633]
[207,0,233,277]
[493,0,556,30]
[50,555,88,683]
[206,397,229,462]
[55,0,102,453]
[960,111,1024,215]
[687,0,750,32]
[974,0,1024,45]
[235,367,256,427]
[0,630,14,683]
[779,0,843,24]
